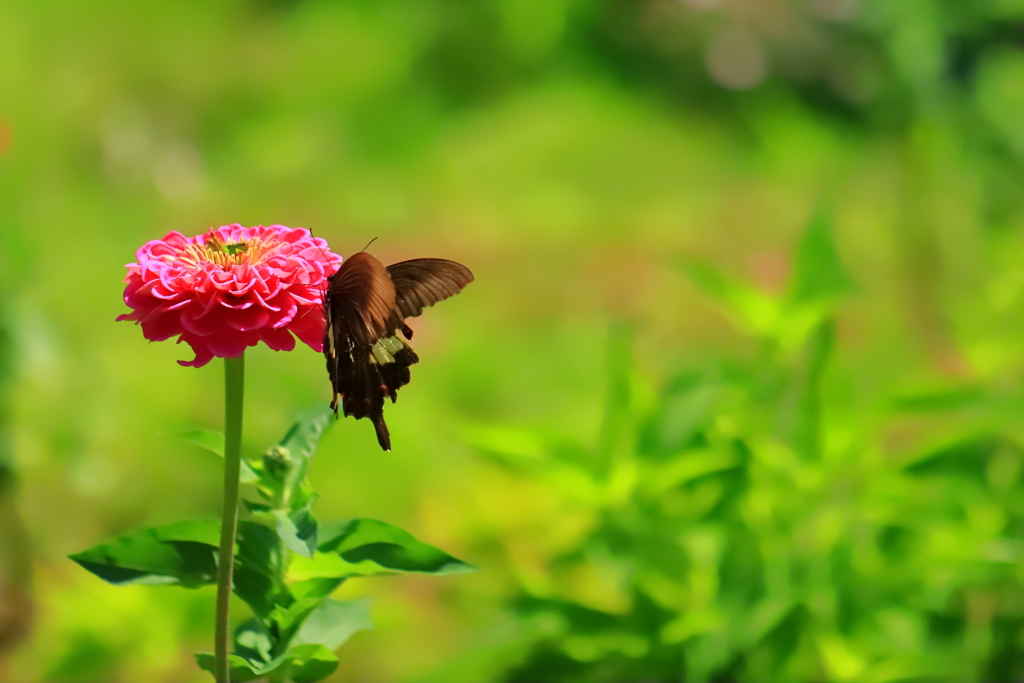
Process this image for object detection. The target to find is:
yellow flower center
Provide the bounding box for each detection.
[183,234,280,269]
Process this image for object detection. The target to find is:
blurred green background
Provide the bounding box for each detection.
[2,0,1024,681]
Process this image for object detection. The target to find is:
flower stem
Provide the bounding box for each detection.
[215,354,245,683]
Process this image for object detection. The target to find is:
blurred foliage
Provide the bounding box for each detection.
[1,0,1023,681]
[463,218,1024,682]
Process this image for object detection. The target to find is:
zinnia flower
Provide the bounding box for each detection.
[117,224,341,367]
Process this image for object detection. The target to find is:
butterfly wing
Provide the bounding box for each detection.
[324,254,474,452]
[324,252,397,449]
[327,252,396,348]
[386,259,475,332]
[362,258,475,416]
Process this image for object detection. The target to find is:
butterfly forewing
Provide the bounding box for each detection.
[327,252,396,347]
[385,258,475,330]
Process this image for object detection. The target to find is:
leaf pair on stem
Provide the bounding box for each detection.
[71,409,473,683]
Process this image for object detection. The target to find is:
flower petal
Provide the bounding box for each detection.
[118,224,341,367]
[226,305,271,332]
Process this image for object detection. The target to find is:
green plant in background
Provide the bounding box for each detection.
[463,215,1024,683]
[71,408,471,683]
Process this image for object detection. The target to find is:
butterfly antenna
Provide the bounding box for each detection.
[306,227,339,302]
[307,227,335,268]
[359,237,379,253]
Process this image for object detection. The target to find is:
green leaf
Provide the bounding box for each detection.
[277,408,335,464]
[273,644,339,683]
[290,598,373,651]
[250,408,334,509]
[179,428,258,483]
[178,428,224,456]
[791,318,835,459]
[640,373,722,456]
[233,618,274,666]
[683,260,780,336]
[273,507,318,558]
[268,578,346,653]
[194,653,264,682]
[788,210,856,305]
[243,500,273,515]
[69,520,219,588]
[641,449,740,498]
[234,521,290,619]
[195,643,340,683]
[291,577,346,601]
[295,518,475,578]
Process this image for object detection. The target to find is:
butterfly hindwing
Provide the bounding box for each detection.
[379,356,414,402]
[324,253,473,452]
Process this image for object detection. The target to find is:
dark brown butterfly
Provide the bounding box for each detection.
[323,252,474,451]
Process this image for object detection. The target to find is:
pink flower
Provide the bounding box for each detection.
[117,224,341,367]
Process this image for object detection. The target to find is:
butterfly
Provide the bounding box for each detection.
[322,252,474,451]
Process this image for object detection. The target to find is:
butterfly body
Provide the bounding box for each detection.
[323,253,473,451]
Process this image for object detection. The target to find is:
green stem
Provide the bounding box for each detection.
[215,354,245,683]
